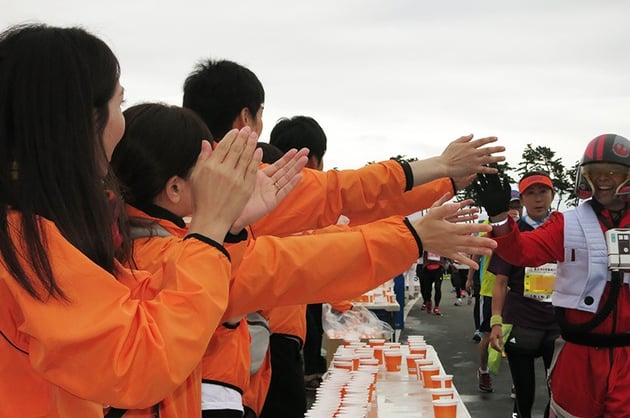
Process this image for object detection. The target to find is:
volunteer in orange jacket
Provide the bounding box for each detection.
[261,117,351,417]
[110,103,500,418]
[0,25,263,418]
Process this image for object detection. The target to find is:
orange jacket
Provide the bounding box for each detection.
[122,162,448,417]
[241,349,272,416]
[0,211,231,418]
[123,205,422,417]
[263,305,308,343]
[249,160,452,237]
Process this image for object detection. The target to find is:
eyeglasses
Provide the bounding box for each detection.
[583,163,629,178]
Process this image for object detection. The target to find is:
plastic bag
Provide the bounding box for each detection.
[322,303,393,341]
[488,323,513,375]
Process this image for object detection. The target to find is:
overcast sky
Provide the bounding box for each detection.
[4,0,630,173]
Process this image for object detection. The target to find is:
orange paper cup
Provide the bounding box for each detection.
[419,365,440,388]
[432,398,458,418]
[383,350,402,372]
[430,387,455,401]
[368,338,386,347]
[383,342,401,350]
[409,344,428,357]
[414,359,434,381]
[405,354,425,376]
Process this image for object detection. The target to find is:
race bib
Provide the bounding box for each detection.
[523,263,556,303]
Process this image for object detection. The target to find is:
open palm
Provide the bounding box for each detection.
[231,148,309,232]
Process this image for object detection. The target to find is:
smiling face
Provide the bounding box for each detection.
[583,162,630,209]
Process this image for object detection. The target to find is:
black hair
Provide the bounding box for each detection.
[111,103,213,207]
[256,142,284,165]
[269,116,327,164]
[182,59,264,139]
[0,24,121,300]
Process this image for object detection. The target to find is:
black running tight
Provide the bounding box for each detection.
[505,340,554,418]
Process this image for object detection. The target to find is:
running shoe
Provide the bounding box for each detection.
[477,368,493,392]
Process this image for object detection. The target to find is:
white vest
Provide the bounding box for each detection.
[553,202,609,313]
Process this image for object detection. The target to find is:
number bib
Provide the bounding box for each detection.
[523,263,557,303]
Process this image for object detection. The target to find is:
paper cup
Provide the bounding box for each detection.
[383,342,401,350]
[332,360,353,371]
[407,335,425,342]
[432,398,458,418]
[368,338,386,347]
[408,344,427,357]
[405,354,425,376]
[430,387,455,401]
[383,350,402,372]
[358,358,379,367]
[414,359,434,381]
[419,365,440,388]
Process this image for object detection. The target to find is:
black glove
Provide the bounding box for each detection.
[473,171,512,217]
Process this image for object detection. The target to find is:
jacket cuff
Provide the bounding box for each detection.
[403,217,423,258]
[225,228,248,243]
[397,160,414,192]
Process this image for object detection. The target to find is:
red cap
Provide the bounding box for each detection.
[519,174,553,194]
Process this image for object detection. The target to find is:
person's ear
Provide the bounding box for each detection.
[232,107,250,130]
[165,175,183,204]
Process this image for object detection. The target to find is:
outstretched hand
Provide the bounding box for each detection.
[439,135,505,178]
[409,193,496,270]
[473,169,512,217]
[231,148,309,232]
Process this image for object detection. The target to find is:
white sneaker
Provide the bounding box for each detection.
[454,298,462,306]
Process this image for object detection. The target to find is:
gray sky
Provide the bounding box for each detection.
[4,0,630,172]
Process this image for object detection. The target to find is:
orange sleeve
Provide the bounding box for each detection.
[1,216,231,410]
[223,215,419,319]
[263,304,308,342]
[250,160,453,237]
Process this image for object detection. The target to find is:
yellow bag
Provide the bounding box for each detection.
[487,323,512,375]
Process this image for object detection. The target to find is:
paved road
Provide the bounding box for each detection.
[399,290,549,418]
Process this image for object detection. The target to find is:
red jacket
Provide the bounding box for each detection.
[492,210,630,335]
